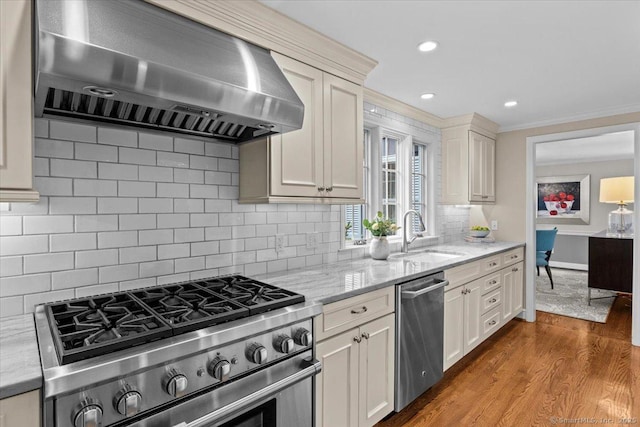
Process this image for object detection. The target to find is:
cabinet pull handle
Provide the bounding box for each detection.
[353,336,362,343]
[317,187,325,192]
[351,306,368,314]
[511,255,518,259]
[489,298,497,303]
[512,267,518,272]
[481,195,489,199]
[361,332,370,340]
[326,187,333,192]
[489,280,497,285]
[489,262,497,267]
[489,320,497,326]
[461,289,466,295]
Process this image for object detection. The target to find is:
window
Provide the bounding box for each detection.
[343,126,431,247]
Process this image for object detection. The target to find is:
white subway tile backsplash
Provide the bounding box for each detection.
[157,214,189,229]
[50,233,96,252]
[139,166,174,182]
[244,213,267,225]
[220,239,244,253]
[174,199,204,213]
[119,214,157,231]
[205,143,232,159]
[52,268,98,290]
[204,227,232,241]
[34,118,49,138]
[24,215,74,234]
[218,186,238,199]
[244,262,267,276]
[98,231,138,249]
[190,241,219,256]
[118,181,156,198]
[174,228,204,243]
[51,121,96,143]
[190,214,218,227]
[119,147,156,166]
[0,256,22,277]
[99,163,138,181]
[98,197,138,214]
[205,199,232,213]
[205,254,232,269]
[174,138,204,155]
[157,152,189,168]
[75,142,118,162]
[189,184,218,199]
[139,198,173,214]
[35,138,74,159]
[0,296,24,317]
[50,197,97,214]
[34,158,50,176]
[233,251,255,265]
[51,159,97,179]
[219,213,243,227]
[24,252,73,274]
[74,179,118,197]
[174,169,204,184]
[75,215,118,232]
[158,273,191,284]
[0,235,49,256]
[120,246,157,263]
[204,171,231,186]
[75,283,119,298]
[76,249,119,268]
[158,243,189,260]
[0,273,50,297]
[99,264,139,283]
[24,289,75,313]
[189,155,217,171]
[255,224,277,237]
[157,183,189,198]
[175,257,204,273]
[139,260,173,278]
[0,216,22,236]
[119,278,157,291]
[98,127,137,147]
[139,132,172,152]
[218,158,239,173]
[139,229,174,246]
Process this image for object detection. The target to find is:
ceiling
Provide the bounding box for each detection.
[536,131,635,165]
[260,1,640,131]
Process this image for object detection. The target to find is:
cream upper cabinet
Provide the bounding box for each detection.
[0,0,39,202]
[239,53,364,204]
[441,113,498,205]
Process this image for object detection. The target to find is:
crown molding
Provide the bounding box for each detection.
[144,0,377,85]
[498,104,640,133]
[442,113,500,137]
[363,88,444,128]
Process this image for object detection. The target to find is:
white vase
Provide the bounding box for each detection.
[369,236,390,260]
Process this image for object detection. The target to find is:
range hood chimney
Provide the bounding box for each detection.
[34,0,304,143]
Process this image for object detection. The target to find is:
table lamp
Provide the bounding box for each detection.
[599,176,634,235]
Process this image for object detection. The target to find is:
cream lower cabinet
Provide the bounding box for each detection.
[0,0,39,202]
[0,390,40,427]
[501,261,524,322]
[315,287,395,427]
[239,53,363,204]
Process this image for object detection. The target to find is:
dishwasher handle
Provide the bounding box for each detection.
[401,278,448,299]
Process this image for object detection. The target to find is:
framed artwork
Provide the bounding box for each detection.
[536,174,590,225]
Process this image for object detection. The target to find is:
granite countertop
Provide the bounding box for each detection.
[0,313,42,399]
[259,240,525,304]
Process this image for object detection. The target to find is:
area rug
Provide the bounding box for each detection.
[535,268,616,323]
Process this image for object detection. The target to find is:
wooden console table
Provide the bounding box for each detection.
[588,230,633,305]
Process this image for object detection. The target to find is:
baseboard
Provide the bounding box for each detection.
[549,261,588,271]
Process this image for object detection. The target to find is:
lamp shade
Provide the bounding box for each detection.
[599,176,634,204]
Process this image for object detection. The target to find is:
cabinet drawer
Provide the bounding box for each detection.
[481,273,501,294]
[445,260,482,288]
[315,286,394,341]
[481,255,502,274]
[502,248,524,267]
[481,306,502,340]
[481,289,501,314]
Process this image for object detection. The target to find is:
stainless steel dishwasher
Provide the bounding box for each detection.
[395,271,448,411]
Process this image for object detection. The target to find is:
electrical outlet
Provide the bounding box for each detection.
[306,232,319,249]
[275,234,285,253]
[491,220,498,231]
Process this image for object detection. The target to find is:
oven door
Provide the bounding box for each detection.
[128,351,320,427]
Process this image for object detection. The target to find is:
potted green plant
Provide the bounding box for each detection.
[362,212,399,260]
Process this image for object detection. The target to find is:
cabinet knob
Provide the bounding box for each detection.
[326,187,333,192]
[353,336,362,343]
[489,320,497,326]
[512,267,518,272]
[361,332,370,340]
[489,280,497,285]
[317,187,326,192]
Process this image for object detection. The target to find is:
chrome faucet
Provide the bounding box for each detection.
[402,210,426,253]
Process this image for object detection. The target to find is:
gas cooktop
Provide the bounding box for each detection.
[43,275,305,365]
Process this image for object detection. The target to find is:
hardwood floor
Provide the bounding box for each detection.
[377,296,638,427]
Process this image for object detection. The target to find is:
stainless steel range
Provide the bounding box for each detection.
[34,275,321,427]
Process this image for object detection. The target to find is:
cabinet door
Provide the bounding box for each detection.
[511,262,524,315]
[270,53,324,197]
[468,131,485,202]
[443,286,465,371]
[0,390,40,427]
[501,267,514,321]
[0,0,38,202]
[359,314,394,427]
[483,136,496,201]
[316,327,360,427]
[441,127,469,204]
[463,279,483,354]
[323,73,363,199]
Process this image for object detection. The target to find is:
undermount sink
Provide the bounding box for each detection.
[388,249,464,262]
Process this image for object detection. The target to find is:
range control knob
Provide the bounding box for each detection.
[246,343,268,364]
[273,335,295,354]
[293,328,313,347]
[162,368,188,397]
[72,397,103,427]
[208,357,231,381]
[114,384,142,417]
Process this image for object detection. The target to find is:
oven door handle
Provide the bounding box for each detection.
[174,358,322,427]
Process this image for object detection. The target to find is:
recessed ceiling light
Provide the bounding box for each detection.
[504,100,518,108]
[418,41,438,52]
[420,93,435,100]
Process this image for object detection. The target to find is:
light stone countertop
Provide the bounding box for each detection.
[0,313,42,399]
[258,240,525,304]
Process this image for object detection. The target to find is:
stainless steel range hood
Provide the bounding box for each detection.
[34,0,304,143]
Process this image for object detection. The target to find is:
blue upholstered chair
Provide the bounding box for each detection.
[536,227,558,289]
